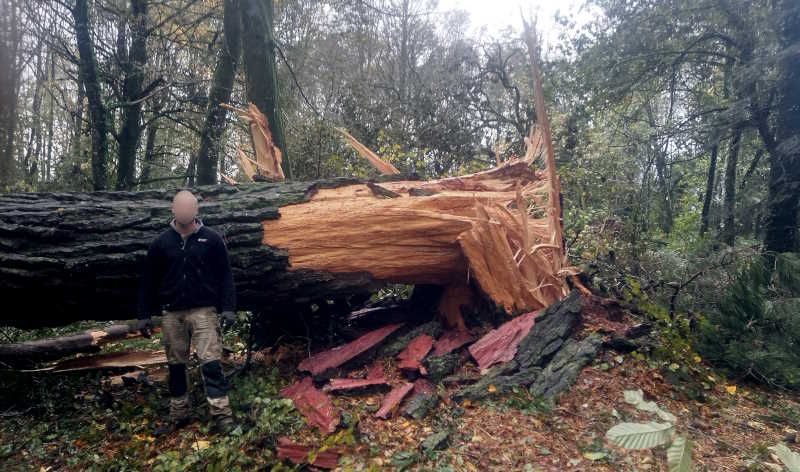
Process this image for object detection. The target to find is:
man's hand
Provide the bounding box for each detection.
[219,311,236,331]
[136,318,153,338]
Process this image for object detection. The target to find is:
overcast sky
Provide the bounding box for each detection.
[435,0,591,49]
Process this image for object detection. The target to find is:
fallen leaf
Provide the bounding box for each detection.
[583,451,608,461]
[193,440,210,451]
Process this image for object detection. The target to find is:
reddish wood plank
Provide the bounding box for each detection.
[297,323,404,377]
[366,360,385,379]
[468,310,538,372]
[280,377,340,433]
[431,330,475,356]
[276,437,340,469]
[396,334,434,372]
[375,382,415,419]
[322,377,388,392]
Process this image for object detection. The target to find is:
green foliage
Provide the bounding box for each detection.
[390,449,421,470]
[698,253,800,389]
[606,390,693,468]
[606,422,674,450]
[667,436,692,472]
[770,443,800,472]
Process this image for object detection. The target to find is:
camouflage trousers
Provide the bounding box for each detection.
[162,306,232,421]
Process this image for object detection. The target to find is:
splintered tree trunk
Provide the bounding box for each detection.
[240,0,288,176]
[0,156,572,328]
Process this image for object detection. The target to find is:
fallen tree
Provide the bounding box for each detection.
[0,127,575,329]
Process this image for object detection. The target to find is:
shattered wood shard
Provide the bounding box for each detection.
[455,291,595,402]
[0,102,576,328]
[297,323,404,380]
[375,382,415,419]
[322,377,388,392]
[468,310,538,373]
[396,334,434,373]
[279,377,340,433]
[431,329,474,356]
[276,437,340,469]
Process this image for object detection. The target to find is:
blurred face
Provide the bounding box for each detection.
[172,191,198,226]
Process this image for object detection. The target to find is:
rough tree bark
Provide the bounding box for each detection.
[72,0,109,190]
[115,0,149,190]
[195,0,242,186]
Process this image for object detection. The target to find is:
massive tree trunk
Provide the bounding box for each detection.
[72,0,109,190]
[195,0,242,186]
[240,0,289,177]
[0,157,572,328]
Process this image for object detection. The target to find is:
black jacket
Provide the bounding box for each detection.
[137,220,236,319]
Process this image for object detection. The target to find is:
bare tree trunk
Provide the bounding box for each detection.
[115,0,149,190]
[23,41,44,186]
[700,142,718,236]
[138,119,158,186]
[195,0,242,185]
[44,50,55,183]
[722,125,742,245]
[72,0,109,190]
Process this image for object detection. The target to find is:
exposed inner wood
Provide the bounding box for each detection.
[263,144,576,317]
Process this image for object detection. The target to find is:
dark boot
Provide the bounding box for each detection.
[153,364,194,436]
[152,397,193,436]
[201,360,235,434]
[208,395,235,435]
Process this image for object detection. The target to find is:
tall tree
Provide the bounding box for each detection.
[194,0,242,186]
[763,0,800,254]
[240,0,289,177]
[0,0,23,189]
[72,0,109,190]
[115,0,149,190]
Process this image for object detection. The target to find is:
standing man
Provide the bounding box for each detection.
[137,190,237,434]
